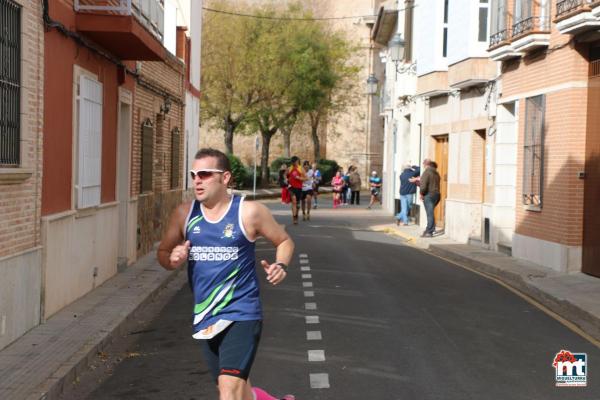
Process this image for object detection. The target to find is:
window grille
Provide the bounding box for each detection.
[141,119,154,192]
[522,95,545,208]
[170,127,180,189]
[0,0,21,166]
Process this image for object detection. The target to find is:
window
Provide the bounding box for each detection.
[77,75,103,208]
[490,0,507,36]
[0,0,21,167]
[141,119,154,192]
[478,0,489,42]
[170,127,180,189]
[522,95,545,208]
[442,0,449,57]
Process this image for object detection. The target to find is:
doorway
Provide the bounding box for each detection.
[117,95,132,270]
[434,135,449,229]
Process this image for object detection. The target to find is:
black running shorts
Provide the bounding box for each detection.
[289,187,302,202]
[200,320,262,381]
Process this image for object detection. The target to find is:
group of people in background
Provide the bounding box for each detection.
[278,157,322,225]
[395,158,441,238]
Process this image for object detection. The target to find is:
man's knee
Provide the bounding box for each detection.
[218,375,249,400]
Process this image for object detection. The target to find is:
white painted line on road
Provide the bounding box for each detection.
[302,273,312,279]
[301,266,311,271]
[310,373,330,389]
[299,254,308,258]
[305,302,317,310]
[305,316,319,324]
[304,291,314,297]
[299,259,309,265]
[306,331,322,340]
[308,350,325,362]
[303,282,313,288]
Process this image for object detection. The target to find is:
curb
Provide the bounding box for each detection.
[428,245,600,345]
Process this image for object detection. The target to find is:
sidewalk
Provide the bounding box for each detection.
[371,222,600,345]
[232,186,332,200]
[0,248,185,400]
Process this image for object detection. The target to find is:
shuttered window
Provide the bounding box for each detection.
[0,0,21,166]
[404,0,414,62]
[522,95,544,208]
[141,119,154,193]
[78,75,103,208]
[170,127,180,189]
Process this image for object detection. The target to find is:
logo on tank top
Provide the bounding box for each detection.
[222,223,236,239]
[193,226,201,234]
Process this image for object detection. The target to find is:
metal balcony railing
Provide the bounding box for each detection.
[556,0,592,18]
[74,0,164,41]
[489,28,511,47]
[511,16,551,38]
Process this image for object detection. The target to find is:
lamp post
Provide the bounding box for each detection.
[389,33,416,74]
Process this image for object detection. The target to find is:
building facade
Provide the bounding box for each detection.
[489,0,600,275]
[0,0,44,351]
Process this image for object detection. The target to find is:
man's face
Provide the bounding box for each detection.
[190,156,231,202]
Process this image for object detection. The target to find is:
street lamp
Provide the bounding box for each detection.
[366,74,379,95]
[389,33,416,74]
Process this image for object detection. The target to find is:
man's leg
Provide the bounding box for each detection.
[301,193,306,220]
[306,194,312,219]
[423,195,435,235]
[406,195,414,224]
[399,195,408,224]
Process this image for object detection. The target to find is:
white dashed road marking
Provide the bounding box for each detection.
[303,282,313,288]
[301,266,311,271]
[304,291,314,297]
[310,373,330,389]
[299,254,308,258]
[305,302,317,310]
[308,350,325,362]
[299,259,309,265]
[305,316,319,324]
[302,274,312,279]
[306,331,322,340]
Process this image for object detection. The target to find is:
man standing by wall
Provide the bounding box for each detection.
[396,164,420,226]
[419,160,441,237]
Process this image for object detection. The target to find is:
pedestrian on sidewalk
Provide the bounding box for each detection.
[419,159,441,237]
[278,163,290,205]
[395,164,420,226]
[301,160,314,220]
[341,168,350,205]
[367,171,382,209]
[348,166,362,205]
[287,156,305,225]
[331,170,344,208]
[312,162,322,209]
[157,148,296,400]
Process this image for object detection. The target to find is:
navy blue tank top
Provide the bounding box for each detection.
[185,195,262,333]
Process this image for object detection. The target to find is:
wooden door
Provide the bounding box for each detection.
[582,154,600,277]
[434,136,449,229]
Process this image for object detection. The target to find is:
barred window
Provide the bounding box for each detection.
[522,95,545,208]
[170,127,180,189]
[0,0,21,166]
[141,119,154,193]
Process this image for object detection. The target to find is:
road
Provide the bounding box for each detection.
[65,197,600,400]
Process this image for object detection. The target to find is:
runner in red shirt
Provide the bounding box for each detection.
[287,156,305,225]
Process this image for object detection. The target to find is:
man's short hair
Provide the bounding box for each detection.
[290,156,299,163]
[194,148,231,172]
[430,161,438,169]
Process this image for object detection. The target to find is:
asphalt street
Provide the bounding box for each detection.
[68,196,600,400]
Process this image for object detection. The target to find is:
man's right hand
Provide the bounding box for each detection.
[169,240,191,268]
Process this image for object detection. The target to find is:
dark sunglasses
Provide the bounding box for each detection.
[189,169,224,180]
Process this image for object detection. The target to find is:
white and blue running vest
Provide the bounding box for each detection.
[185,195,261,334]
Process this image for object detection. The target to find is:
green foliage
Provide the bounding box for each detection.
[316,159,339,184]
[271,157,292,172]
[227,153,248,189]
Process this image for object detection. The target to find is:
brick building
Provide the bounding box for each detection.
[489,0,600,275]
[0,0,44,351]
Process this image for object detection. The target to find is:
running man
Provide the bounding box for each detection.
[367,171,382,209]
[311,162,322,209]
[287,156,304,224]
[301,160,314,220]
[157,148,295,400]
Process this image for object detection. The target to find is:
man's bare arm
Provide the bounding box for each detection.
[157,202,192,270]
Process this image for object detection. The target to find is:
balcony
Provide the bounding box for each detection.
[510,16,551,53]
[555,0,600,34]
[487,28,523,61]
[74,0,166,61]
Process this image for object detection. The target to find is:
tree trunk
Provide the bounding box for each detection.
[310,113,321,162]
[260,131,272,187]
[282,126,291,158]
[224,121,234,154]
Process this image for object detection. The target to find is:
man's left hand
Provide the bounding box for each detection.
[261,260,287,285]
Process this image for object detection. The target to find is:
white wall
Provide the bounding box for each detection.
[447,0,491,66]
[164,0,178,55]
[415,0,447,75]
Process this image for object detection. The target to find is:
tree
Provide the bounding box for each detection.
[200,1,262,154]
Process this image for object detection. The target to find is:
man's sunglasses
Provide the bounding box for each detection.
[189,169,224,180]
